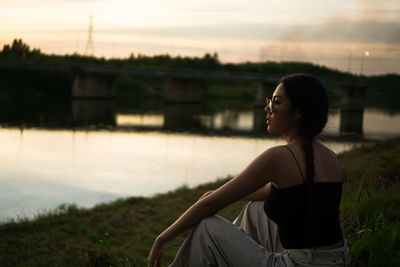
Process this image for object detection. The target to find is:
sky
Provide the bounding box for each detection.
[0,0,399,75]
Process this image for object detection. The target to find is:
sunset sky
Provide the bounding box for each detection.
[0,0,399,75]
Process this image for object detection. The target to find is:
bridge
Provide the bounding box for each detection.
[0,60,367,135]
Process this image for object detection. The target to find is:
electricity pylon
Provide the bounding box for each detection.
[85,14,95,56]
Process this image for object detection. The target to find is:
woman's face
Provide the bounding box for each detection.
[265,83,301,135]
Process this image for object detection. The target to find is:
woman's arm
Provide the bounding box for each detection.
[199,182,270,202]
[147,146,283,266]
[241,183,271,201]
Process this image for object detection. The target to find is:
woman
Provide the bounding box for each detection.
[148,74,349,266]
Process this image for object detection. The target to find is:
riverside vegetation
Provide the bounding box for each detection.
[0,137,399,266]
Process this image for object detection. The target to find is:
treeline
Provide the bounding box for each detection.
[0,39,354,77]
[3,38,400,81]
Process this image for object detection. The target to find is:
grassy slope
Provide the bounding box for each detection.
[0,138,399,266]
[338,138,400,266]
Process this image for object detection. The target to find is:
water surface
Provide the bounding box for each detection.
[0,128,359,222]
[1,103,400,222]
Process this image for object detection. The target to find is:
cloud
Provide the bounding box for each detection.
[94,19,400,45]
[279,20,400,44]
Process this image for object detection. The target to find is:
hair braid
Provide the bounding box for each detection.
[279,74,328,247]
[279,73,328,183]
[302,133,316,247]
[302,134,315,184]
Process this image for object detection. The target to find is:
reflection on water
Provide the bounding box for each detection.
[1,98,400,222]
[164,103,203,130]
[324,109,400,138]
[72,99,116,126]
[2,97,400,138]
[363,109,400,138]
[253,108,268,134]
[115,109,261,132]
[117,114,164,127]
[0,128,359,222]
[115,107,400,139]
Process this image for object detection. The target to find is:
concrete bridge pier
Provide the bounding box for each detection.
[72,73,117,98]
[253,107,268,134]
[254,82,276,107]
[164,78,204,103]
[339,85,367,135]
[163,103,202,130]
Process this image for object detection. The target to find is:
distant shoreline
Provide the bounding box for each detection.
[0,123,387,143]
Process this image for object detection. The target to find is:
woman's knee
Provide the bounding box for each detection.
[195,215,233,238]
[246,201,265,215]
[197,215,224,230]
[249,200,264,208]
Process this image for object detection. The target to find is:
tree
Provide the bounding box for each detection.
[0,39,41,59]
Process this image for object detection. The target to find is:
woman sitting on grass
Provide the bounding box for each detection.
[148,74,349,266]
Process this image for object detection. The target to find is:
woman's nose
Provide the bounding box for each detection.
[265,105,271,114]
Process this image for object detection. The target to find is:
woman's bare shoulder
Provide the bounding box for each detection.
[314,141,342,181]
[266,144,288,152]
[251,145,293,181]
[263,145,291,159]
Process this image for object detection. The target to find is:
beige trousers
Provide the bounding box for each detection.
[169,201,349,267]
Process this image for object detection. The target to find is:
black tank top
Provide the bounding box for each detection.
[263,146,343,249]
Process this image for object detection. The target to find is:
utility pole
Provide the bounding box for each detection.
[360,51,370,75]
[260,46,265,62]
[75,33,79,54]
[347,50,352,73]
[112,42,115,58]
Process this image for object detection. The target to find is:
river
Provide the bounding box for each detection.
[1,101,399,223]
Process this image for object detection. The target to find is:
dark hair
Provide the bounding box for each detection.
[279,73,329,183]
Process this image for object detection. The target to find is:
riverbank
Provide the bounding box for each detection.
[1,137,399,266]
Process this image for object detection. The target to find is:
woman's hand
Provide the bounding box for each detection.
[147,236,165,267]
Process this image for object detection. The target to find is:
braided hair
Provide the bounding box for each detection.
[279,74,329,247]
[279,74,329,184]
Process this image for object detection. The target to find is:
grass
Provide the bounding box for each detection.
[338,137,400,266]
[1,137,399,266]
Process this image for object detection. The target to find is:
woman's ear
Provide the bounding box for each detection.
[293,109,302,121]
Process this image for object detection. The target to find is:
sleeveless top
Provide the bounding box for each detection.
[263,146,343,249]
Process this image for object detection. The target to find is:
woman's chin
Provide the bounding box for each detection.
[267,124,280,134]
